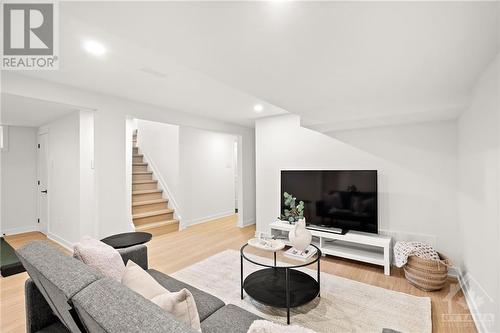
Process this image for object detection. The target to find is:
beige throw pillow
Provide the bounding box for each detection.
[121,260,167,299]
[151,289,201,332]
[121,260,202,332]
[73,237,125,281]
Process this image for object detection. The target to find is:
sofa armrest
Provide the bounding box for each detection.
[117,244,148,270]
[25,278,60,333]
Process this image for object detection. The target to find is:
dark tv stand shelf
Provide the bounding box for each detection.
[270,220,392,275]
[306,225,348,235]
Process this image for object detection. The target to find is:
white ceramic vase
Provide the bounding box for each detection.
[288,218,312,251]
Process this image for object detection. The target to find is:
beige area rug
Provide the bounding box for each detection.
[172,250,432,333]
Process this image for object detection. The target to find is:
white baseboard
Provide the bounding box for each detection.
[239,219,255,228]
[47,232,74,253]
[182,211,236,229]
[456,268,491,333]
[1,225,38,236]
[141,151,183,222]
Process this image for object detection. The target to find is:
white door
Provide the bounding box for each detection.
[37,133,49,234]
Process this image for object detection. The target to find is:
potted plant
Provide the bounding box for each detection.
[280,192,311,251]
[281,192,305,224]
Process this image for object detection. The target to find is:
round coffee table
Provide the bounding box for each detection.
[101,232,152,249]
[240,243,321,324]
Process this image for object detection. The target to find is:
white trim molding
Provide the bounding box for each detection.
[141,150,183,223]
[182,210,235,229]
[239,218,256,228]
[47,232,74,253]
[455,267,494,333]
[1,225,38,236]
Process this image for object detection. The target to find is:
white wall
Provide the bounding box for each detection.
[45,111,81,245]
[179,126,236,226]
[137,120,238,227]
[3,73,256,239]
[94,111,132,238]
[40,110,97,248]
[137,120,181,217]
[255,115,461,263]
[458,54,499,333]
[79,111,96,238]
[0,126,38,235]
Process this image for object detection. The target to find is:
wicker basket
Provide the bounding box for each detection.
[403,253,450,291]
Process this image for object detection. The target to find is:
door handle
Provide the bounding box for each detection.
[41,190,48,194]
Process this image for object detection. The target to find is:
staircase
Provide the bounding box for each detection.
[132,131,179,236]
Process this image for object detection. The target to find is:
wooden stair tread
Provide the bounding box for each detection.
[132,179,158,184]
[132,198,168,207]
[132,189,162,195]
[133,162,148,166]
[133,171,153,175]
[133,209,174,219]
[135,219,179,231]
[133,154,143,157]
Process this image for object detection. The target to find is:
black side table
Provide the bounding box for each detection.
[240,243,321,324]
[101,232,152,249]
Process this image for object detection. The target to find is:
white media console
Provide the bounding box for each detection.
[270,220,392,275]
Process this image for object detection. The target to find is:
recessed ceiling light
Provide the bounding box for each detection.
[254,104,264,113]
[83,40,106,56]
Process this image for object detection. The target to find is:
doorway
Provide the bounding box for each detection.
[37,133,49,234]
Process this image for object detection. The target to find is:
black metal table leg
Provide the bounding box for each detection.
[274,251,277,267]
[317,256,321,298]
[286,268,290,324]
[240,252,243,300]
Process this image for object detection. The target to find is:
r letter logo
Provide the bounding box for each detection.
[2,2,59,69]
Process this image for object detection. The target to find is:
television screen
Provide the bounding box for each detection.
[280,170,378,234]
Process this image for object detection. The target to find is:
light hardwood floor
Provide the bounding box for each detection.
[0,215,476,333]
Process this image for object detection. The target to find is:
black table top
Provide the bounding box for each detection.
[101,232,152,249]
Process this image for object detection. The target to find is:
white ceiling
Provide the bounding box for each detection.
[1,94,78,127]
[13,2,500,129]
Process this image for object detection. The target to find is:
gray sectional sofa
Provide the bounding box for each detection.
[17,241,261,333]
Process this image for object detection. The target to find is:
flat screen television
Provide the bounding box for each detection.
[280,170,378,234]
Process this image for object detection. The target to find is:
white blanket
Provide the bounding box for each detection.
[393,241,440,267]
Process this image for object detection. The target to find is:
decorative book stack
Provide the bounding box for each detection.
[284,245,317,261]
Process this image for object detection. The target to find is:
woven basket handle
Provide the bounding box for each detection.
[437,258,452,268]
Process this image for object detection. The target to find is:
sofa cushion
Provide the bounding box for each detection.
[201,304,262,333]
[17,241,102,332]
[122,260,167,299]
[147,269,225,321]
[72,278,199,333]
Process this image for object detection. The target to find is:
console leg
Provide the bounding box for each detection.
[317,256,321,298]
[274,252,277,267]
[286,268,290,324]
[240,253,244,299]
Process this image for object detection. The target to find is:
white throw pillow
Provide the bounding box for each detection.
[121,260,168,299]
[247,320,317,333]
[151,289,201,332]
[73,237,125,281]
